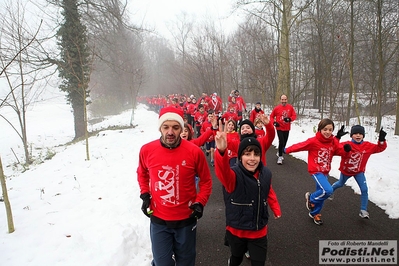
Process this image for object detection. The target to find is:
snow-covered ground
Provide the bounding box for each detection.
[0,97,398,265]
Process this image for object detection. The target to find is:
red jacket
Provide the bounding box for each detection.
[200,120,215,142]
[227,122,276,166]
[194,111,208,127]
[270,104,297,131]
[221,111,239,124]
[191,129,215,147]
[285,132,346,175]
[226,103,239,116]
[184,102,196,115]
[255,127,265,138]
[250,108,264,123]
[188,103,197,117]
[137,139,212,221]
[228,96,247,112]
[339,140,387,176]
[226,131,239,159]
[209,96,223,115]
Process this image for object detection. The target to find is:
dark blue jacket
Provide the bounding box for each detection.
[223,162,271,231]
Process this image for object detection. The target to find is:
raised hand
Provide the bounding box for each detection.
[260,114,270,125]
[378,127,387,142]
[336,125,349,140]
[215,119,227,152]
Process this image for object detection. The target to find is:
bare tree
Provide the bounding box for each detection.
[81,0,146,116]
[0,0,47,234]
[0,0,53,165]
[169,11,194,68]
[235,0,313,105]
[225,15,277,106]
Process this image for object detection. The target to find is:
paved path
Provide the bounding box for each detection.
[196,146,399,266]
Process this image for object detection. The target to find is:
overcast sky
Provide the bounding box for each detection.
[128,0,243,39]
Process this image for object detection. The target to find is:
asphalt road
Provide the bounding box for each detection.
[196,146,399,266]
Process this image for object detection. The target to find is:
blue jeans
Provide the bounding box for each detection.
[309,173,333,216]
[150,221,197,266]
[332,172,368,211]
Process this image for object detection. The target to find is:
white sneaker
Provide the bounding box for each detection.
[245,250,250,259]
[359,210,370,219]
[277,156,283,165]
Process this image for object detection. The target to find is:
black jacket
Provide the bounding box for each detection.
[223,162,271,231]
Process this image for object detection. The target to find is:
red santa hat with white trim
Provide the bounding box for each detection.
[158,106,184,129]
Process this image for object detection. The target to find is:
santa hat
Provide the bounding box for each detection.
[158,106,184,129]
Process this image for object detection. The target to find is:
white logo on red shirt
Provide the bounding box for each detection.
[155,165,178,205]
[315,147,332,172]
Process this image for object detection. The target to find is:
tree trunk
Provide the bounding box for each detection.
[395,82,399,135]
[375,0,383,132]
[347,0,360,125]
[0,156,15,233]
[71,92,86,140]
[275,0,292,104]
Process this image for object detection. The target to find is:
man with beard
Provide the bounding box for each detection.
[270,95,297,165]
[137,106,212,266]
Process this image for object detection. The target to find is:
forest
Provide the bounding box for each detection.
[1,0,398,149]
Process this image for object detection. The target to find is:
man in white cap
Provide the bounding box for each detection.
[137,106,212,266]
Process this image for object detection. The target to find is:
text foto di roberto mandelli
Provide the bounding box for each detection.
[319,240,397,265]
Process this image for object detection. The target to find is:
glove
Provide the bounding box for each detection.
[378,127,387,142]
[273,122,280,127]
[336,125,349,140]
[189,202,204,219]
[283,117,291,122]
[344,144,351,152]
[140,193,152,218]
